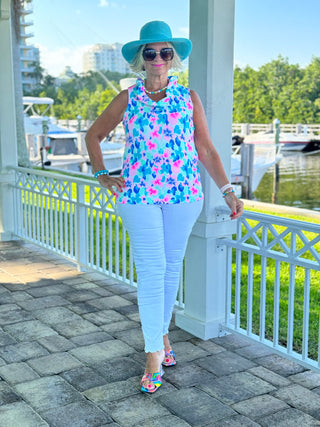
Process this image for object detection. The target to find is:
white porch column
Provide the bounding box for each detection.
[175,0,236,338]
[0,0,18,241]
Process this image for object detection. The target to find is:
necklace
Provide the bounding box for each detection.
[144,84,168,95]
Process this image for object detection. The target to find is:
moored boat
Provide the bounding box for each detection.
[23,96,124,173]
[243,131,313,151]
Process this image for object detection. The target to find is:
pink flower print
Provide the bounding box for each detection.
[150,128,160,139]
[186,142,193,152]
[132,161,140,171]
[191,187,198,195]
[170,112,180,121]
[163,195,171,203]
[129,116,136,124]
[163,149,170,158]
[150,116,157,125]
[186,102,193,110]
[154,178,162,186]
[147,188,158,196]
[172,159,183,173]
[147,141,157,150]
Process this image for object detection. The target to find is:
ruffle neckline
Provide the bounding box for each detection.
[136,76,178,105]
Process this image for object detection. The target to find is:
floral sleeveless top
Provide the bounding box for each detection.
[116,76,203,204]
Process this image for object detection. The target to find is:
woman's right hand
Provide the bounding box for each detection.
[97,175,126,195]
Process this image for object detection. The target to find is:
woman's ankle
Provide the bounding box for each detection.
[145,349,164,373]
[163,334,171,350]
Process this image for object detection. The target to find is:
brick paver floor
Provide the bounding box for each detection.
[1,240,320,426]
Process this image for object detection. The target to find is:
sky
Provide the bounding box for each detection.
[29,0,320,77]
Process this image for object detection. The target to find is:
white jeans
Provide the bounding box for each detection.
[116,200,203,353]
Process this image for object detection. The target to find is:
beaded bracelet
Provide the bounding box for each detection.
[220,183,233,194]
[223,189,235,197]
[94,169,109,179]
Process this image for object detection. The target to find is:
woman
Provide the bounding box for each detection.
[85,20,243,394]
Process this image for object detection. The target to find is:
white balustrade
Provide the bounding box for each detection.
[10,167,185,307]
[9,166,320,372]
[218,211,320,372]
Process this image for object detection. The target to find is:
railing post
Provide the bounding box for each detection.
[241,143,254,199]
[241,123,250,136]
[76,183,88,270]
[77,132,87,155]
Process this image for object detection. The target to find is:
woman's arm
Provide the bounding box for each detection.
[85,90,128,192]
[190,90,243,219]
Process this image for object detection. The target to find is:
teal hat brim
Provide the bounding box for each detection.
[122,37,192,63]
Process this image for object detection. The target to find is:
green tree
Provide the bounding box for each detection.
[233,55,320,124]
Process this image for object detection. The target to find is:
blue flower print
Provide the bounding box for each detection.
[117,76,203,205]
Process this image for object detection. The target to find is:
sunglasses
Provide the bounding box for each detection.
[142,47,174,62]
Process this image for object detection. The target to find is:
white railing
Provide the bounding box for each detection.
[10,167,320,371]
[10,167,185,307]
[218,211,320,372]
[232,123,320,136]
[12,167,133,281]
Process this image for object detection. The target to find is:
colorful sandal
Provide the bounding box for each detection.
[140,366,164,393]
[162,349,176,367]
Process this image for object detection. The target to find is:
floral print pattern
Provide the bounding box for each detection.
[117,76,204,204]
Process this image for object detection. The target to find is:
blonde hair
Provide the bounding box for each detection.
[130,42,183,74]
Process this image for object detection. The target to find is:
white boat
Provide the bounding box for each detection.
[244,131,314,152]
[231,143,282,194]
[23,96,124,173]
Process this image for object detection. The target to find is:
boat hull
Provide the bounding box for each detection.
[243,132,312,151]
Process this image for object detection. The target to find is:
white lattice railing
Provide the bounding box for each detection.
[10,167,320,371]
[12,166,133,281]
[10,167,185,307]
[218,211,320,372]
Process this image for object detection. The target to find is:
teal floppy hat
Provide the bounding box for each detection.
[122,21,192,63]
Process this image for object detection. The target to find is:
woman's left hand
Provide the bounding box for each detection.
[224,193,244,220]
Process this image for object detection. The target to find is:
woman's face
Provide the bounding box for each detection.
[143,42,172,78]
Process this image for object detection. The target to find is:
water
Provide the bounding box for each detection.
[253,152,320,212]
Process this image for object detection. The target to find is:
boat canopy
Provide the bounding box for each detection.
[23,96,54,105]
[23,96,54,116]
